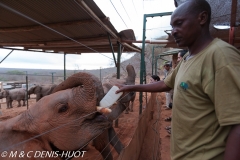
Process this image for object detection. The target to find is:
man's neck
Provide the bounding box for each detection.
[188,32,213,56]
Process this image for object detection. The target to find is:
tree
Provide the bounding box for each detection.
[7,70,25,75]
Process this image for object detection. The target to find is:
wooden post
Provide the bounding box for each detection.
[0,82,2,108]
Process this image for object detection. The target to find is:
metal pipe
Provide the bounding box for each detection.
[139,14,148,115]
[122,39,175,44]
[152,46,154,75]
[152,46,163,75]
[107,33,117,66]
[229,0,237,45]
[155,56,158,75]
[64,53,66,80]
[115,42,122,128]
[26,75,28,109]
[99,67,101,82]
[50,72,56,84]
[0,50,13,64]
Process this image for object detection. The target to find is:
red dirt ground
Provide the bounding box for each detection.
[0,92,171,160]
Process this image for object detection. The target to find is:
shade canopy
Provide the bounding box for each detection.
[0,0,141,54]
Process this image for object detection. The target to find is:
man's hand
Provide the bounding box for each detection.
[115,84,130,94]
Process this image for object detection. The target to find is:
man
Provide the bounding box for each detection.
[149,75,160,83]
[163,62,171,80]
[163,62,173,109]
[177,49,188,62]
[116,0,240,159]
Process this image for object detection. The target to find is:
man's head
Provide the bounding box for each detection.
[177,49,188,62]
[150,75,160,83]
[170,0,211,47]
[164,63,171,71]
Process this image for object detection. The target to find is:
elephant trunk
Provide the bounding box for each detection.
[125,65,136,85]
[52,72,104,105]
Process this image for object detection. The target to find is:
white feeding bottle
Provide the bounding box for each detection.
[100,86,123,108]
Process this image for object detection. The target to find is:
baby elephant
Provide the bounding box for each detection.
[0,88,27,109]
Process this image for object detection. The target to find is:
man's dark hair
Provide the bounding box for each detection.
[179,49,188,57]
[151,75,160,81]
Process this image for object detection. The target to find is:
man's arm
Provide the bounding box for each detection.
[224,124,240,160]
[115,81,172,93]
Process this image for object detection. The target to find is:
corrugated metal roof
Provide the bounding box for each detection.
[165,0,240,49]
[0,0,141,53]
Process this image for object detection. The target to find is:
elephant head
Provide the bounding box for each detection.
[125,64,136,85]
[4,72,110,153]
[102,64,136,120]
[90,65,136,159]
[27,85,39,98]
[28,84,57,101]
[0,90,9,99]
[0,91,4,99]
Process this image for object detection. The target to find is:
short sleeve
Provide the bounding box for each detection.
[214,64,240,126]
[164,62,181,89]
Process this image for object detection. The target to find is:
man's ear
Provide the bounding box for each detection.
[198,11,208,25]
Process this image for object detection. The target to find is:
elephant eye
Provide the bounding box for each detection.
[58,104,68,113]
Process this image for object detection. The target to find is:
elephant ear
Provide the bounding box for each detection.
[34,86,41,94]
[3,90,9,97]
[52,72,104,105]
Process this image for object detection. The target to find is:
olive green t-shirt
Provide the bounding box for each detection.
[164,38,240,160]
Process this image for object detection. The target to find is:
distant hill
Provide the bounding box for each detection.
[0,51,170,85]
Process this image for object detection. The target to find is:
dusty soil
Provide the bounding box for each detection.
[0,92,171,160]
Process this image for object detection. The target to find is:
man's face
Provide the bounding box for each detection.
[177,52,182,62]
[170,7,201,47]
[164,65,170,71]
[149,77,156,83]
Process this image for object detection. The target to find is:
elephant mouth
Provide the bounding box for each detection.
[93,112,108,122]
[85,112,108,122]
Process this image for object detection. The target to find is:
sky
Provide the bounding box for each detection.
[0,0,175,70]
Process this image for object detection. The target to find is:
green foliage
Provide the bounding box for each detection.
[6,70,25,75]
[0,77,6,81]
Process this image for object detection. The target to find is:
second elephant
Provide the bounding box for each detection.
[0,88,27,109]
[28,84,57,101]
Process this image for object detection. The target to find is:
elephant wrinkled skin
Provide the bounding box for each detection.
[0,72,111,160]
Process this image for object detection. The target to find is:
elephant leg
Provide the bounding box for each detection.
[10,100,13,108]
[6,101,9,109]
[5,98,9,109]
[124,102,130,114]
[17,100,21,107]
[93,130,113,160]
[22,99,26,106]
[130,101,134,112]
[108,126,124,154]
